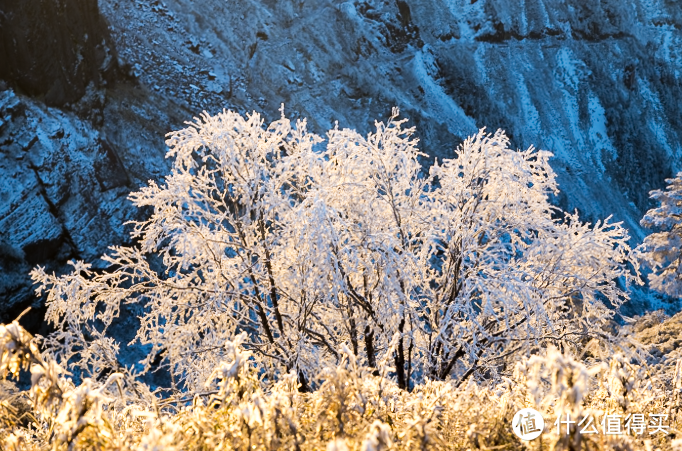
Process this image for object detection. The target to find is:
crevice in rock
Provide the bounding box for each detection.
[475,23,564,43]
[28,165,80,262]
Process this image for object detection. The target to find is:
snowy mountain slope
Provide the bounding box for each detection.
[0,84,188,326]
[99,0,682,237]
[1,0,681,321]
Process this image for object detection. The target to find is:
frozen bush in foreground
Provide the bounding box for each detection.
[0,319,680,450]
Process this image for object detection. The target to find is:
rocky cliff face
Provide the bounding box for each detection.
[97,0,682,235]
[0,82,189,327]
[0,0,188,329]
[1,0,681,326]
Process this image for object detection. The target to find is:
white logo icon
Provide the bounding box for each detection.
[512,408,544,440]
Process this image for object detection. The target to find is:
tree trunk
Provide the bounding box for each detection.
[364,325,379,376]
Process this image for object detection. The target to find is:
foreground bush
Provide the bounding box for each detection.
[0,315,680,450]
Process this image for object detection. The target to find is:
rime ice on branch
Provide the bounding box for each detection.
[32,108,636,393]
[638,173,682,298]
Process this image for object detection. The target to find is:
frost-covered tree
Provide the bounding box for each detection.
[638,173,682,297]
[31,108,635,395]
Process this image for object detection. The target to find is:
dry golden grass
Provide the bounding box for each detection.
[0,315,680,451]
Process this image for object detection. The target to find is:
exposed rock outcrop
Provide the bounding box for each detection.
[0,83,183,329]
[97,0,682,237]
[0,89,129,325]
[0,0,119,107]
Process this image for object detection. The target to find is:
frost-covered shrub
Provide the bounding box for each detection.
[31,108,635,394]
[638,173,682,297]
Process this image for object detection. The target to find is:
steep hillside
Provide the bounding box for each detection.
[1,0,681,323]
[98,0,682,235]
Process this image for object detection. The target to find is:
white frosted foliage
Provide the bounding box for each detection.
[638,173,682,298]
[30,108,635,394]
